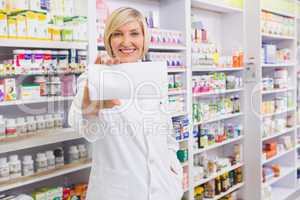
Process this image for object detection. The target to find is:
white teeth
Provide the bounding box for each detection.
[120,49,135,54]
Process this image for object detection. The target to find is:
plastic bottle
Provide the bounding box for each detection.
[6,119,17,138]
[35,153,48,173]
[68,146,79,163]
[34,76,47,96]
[35,115,46,130]
[9,155,22,178]
[16,117,27,136]
[45,114,54,129]
[0,157,10,181]
[54,148,64,167]
[22,155,34,176]
[54,113,64,128]
[78,144,88,160]
[26,116,37,133]
[45,151,55,170]
[0,115,6,139]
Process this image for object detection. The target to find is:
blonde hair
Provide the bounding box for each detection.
[104,7,149,58]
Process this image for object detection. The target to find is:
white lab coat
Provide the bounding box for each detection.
[68,72,184,200]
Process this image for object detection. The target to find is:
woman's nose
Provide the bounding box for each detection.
[121,34,132,45]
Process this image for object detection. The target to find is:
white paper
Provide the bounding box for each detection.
[87,61,168,101]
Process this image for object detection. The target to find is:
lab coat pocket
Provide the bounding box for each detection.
[102,168,130,200]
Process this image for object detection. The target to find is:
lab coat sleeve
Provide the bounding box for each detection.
[68,72,105,143]
[166,116,183,183]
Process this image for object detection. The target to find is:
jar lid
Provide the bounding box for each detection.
[16,117,25,124]
[69,145,78,152]
[26,116,35,122]
[51,51,59,55]
[54,148,64,157]
[45,151,54,157]
[25,50,32,54]
[0,157,7,164]
[6,119,15,126]
[44,50,52,55]
[9,155,19,162]
[78,144,86,150]
[36,153,46,159]
[13,49,26,54]
[35,115,44,121]
[23,155,33,162]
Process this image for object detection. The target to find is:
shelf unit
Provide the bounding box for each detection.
[0,0,91,196]
[190,1,245,200]
[244,0,299,200]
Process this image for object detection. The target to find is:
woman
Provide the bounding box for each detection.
[68,7,183,200]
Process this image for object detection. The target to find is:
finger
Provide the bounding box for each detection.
[107,59,113,65]
[95,56,101,64]
[112,99,121,106]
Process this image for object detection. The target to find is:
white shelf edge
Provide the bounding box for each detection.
[193,112,243,126]
[98,43,186,51]
[192,66,244,72]
[170,111,187,118]
[194,136,244,154]
[262,88,295,95]
[270,187,296,200]
[0,39,87,49]
[262,63,296,67]
[193,88,244,97]
[0,160,92,192]
[168,89,187,95]
[262,33,295,41]
[262,127,295,142]
[261,8,296,18]
[262,108,296,118]
[0,128,81,154]
[262,148,295,165]
[262,167,295,188]
[194,163,244,186]
[167,68,187,73]
[0,96,74,106]
[191,0,243,13]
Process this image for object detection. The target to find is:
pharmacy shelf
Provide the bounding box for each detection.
[191,0,243,13]
[194,136,244,155]
[262,127,295,142]
[168,89,187,95]
[98,43,186,51]
[262,63,296,68]
[262,107,296,118]
[194,163,244,186]
[262,33,295,42]
[0,39,87,50]
[168,68,187,73]
[0,128,81,154]
[0,96,74,106]
[261,8,296,18]
[262,148,295,165]
[0,71,84,78]
[192,66,244,72]
[262,88,295,95]
[0,160,92,192]
[170,111,188,118]
[263,167,295,188]
[149,45,186,51]
[203,183,245,200]
[270,187,295,200]
[297,160,300,168]
[193,88,244,97]
[193,112,244,126]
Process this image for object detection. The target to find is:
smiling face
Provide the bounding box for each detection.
[110,20,144,63]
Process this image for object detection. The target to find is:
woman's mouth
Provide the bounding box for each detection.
[119,48,136,54]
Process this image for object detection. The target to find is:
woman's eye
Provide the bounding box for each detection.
[112,32,122,37]
[131,32,140,36]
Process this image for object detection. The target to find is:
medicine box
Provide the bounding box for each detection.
[4,78,17,101]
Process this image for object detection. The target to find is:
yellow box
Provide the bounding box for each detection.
[16,14,27,39]
[23,11,38,39]
[7,16,17,38]
[0,13,7,38]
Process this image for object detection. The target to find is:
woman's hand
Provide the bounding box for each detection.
[81,56,121,117]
